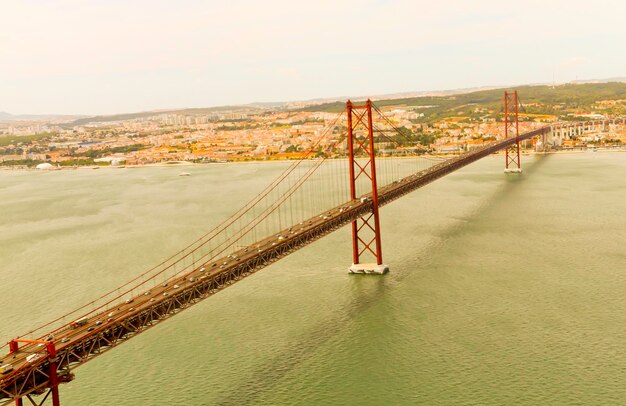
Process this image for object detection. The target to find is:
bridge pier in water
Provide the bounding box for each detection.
[345,99,389,275]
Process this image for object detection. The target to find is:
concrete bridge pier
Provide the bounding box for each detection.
[548,125,564,147]
[349,263,390,274]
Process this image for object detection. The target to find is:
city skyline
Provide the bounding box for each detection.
[2,0,626,115]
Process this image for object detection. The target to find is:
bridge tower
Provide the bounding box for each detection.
[504,90,522,173]
[346,99,388,274]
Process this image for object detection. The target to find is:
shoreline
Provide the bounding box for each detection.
[1,148,624,172]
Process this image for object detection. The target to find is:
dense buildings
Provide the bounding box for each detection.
[1,85,626,168]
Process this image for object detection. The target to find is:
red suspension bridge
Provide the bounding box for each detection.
[1,92,624,405]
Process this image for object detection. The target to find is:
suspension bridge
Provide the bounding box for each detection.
[1,92,624,405]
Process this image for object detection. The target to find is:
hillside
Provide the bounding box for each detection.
[22,82,626,128]
[297,82,626,120]
[67,105,264,127]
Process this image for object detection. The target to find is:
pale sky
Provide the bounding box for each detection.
[1,0,625,115]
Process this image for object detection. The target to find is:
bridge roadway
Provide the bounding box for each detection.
[0,121,610,404]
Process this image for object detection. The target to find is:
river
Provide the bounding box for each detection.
[1,152,625,405]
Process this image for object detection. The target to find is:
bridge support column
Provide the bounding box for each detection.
[46,342,61,406]
[8,339,62,406]
[346,99,388,275]
[504,91,522,173]
[539,129,547,152]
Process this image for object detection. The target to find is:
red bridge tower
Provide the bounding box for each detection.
[504,90,522,173]
[346,100,388,274]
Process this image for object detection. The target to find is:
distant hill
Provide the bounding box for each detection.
[8,77,626,126]
[297,82,626,115]
[0,112,87,122]
[287,85,507,108]
[570,77,626,84]
[61,85,562,127]
[66,105,264,127]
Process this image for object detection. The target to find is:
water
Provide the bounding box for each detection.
[1,153,625,405]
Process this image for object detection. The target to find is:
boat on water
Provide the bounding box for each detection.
[179,172,191,176]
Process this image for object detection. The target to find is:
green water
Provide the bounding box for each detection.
[1,153,625,405]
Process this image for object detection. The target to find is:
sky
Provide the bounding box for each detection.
[1,0,625,115]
